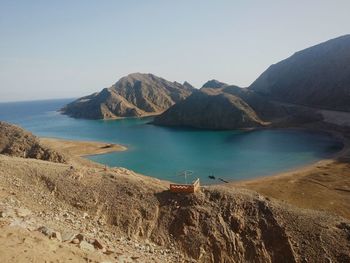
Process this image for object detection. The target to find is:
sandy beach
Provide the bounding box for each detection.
[40,137,127,157]
[230,134,350,220]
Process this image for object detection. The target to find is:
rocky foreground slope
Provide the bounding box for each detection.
[1,122,350,262]
[61,73,195,119]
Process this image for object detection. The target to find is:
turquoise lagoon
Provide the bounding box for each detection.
[0,99,343,184]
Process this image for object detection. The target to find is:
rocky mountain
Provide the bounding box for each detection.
[0,121,67,163]
[153,88,268,129]
[250,34,350,111]
[155,35,350,130]
[61,73,195,119]
[153,84,322,129]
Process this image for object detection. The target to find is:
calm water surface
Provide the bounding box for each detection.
[0,99,343,184]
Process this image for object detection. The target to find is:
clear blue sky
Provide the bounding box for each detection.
[1,0,349,102]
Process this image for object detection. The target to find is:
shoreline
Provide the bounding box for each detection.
[229,127,350,219]
[228,127,349,186]
[60,111,160,121]
[39,126,350,220]
[198,126,347,186]
[40,137,127,157]
[42,126,348,186]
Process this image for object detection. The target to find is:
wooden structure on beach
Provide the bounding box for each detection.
[170,178,200,193]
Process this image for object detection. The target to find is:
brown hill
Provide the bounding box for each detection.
[153,88,267,129]
[61,73,195,119]
[250,35,350,111]
[0,121,66,163]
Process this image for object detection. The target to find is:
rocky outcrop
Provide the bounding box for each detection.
[154,187,350,262]
[153,88,267,129]
[250,34,350,111]
[61,73,195,119]
[0,121,67,163]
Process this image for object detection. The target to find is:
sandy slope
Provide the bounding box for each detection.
[0,226,113,263]
[232,156,350,220]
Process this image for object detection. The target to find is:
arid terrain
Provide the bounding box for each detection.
[1,122,350,263]
[2,2,350,262]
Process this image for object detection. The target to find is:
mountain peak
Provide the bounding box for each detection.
[62,73,194,119]
[201,79,228,89]
[183,81,195,89]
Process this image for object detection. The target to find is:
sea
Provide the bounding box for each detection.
[0,98,343,184]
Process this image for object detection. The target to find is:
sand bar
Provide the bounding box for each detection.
[40,137,127,157]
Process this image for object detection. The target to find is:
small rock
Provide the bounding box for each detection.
[38,226,54,237]
[92,239,104,250]
[79,240,95,252]
[104,248,115,255]
[75,233,84,241]
[72,238,80,244]
[62,231,76,242]
[52,231,62,242]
